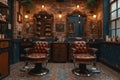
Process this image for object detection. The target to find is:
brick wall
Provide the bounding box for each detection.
[15,0,103,39]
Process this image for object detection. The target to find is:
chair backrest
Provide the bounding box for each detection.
[34,41,49,53]
[72,41,88,53]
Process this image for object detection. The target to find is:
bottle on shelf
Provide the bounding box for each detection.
[116,36,119,42]
[1,27,4,39]
[112,36,115,42]
[0,0,8,6]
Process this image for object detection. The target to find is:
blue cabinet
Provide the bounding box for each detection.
[10,39,21,64]
[100,42,120,71]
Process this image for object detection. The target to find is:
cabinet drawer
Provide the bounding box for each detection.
[0,52,9,78]
[52,43,67,62]
[0,41,9,48]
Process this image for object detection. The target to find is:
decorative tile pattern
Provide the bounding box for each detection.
[3,62,116,80]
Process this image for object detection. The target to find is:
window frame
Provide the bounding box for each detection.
[109,0,120,37]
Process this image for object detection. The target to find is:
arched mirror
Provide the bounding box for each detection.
[66,10,86,38]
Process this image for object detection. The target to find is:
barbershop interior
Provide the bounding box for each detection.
[0,0,120,80]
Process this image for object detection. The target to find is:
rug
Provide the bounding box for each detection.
[3,62,116,80]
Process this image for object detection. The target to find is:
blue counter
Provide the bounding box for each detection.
[100,42,120,72]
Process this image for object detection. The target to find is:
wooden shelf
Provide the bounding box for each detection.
[34,11,53,38]
[104,41,120,45]
[0,0,9,39]
[0,20,7,23]
[0,38,10,41]
[0,2,8,8]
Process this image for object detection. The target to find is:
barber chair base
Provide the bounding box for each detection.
[20,66,30,72]
[29,63,49,76]
[29,68,49,76]
[72,68,93,76]
[91,67,101,73]
[72,64,93,76]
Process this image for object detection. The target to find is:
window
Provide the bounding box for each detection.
[118,9,120,17]
[111,2,116,12]
[109,0,120,37]
[116,19,120,28]
[111,21,115,29]
[118,0,120,8]
[110,0,114,2]
[117,29,120,37]
[111,11,117,20]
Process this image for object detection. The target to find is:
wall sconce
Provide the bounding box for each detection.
[24,14,29,19]
[58,11,62,18]
[76,4,80,8]
[93,14,97,19]
[42,4,45,9]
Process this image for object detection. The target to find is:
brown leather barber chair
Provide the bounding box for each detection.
[71,41,97,76]
[27,41,50,76]
[20,39,33,72]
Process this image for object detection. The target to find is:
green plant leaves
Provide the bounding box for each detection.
[87,0,97,6]
[21,0,33,10]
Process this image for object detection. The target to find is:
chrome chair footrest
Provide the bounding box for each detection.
[29,67,49,76]
[20,66,30,72]
[72,68,93,76]
[91,67,101,73]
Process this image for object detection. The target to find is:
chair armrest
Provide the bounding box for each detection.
[45,48,51,60]
[88,48,98,54]
[72,48,76,54]
[24,48,34,54]
[45,48,50,55]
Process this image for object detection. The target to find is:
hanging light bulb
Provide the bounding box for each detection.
[59,14,62,18]
[93,14,97,19]
[76,4,80,8]
[24,14,29,19]
[42,5,45,9]
[58,11,62,18]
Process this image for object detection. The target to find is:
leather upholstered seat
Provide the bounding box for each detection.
[27,41,50,76]
[71,41,96,76]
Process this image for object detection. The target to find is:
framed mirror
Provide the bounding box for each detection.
[68,22,76,33]
[55,23,64,32]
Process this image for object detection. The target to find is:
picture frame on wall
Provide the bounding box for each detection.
[55,23,64,32]
[68,22,75,33]
[17,12,22,23]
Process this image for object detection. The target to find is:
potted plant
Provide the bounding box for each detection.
[87,0,97,7]
[21,0,33,10]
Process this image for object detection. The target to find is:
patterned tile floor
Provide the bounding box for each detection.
[3,62,119,80]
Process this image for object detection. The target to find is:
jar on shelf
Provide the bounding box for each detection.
[116,36,119,42]
[0,13,2,20]
[0,34,1,38]
[0,34,5,39]
[2,15,6,21]
[112,36,115,42]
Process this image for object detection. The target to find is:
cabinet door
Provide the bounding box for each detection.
[0,52,9,78]
[68,44,73,62]
[52,43,59,62]
[52,43,67,62]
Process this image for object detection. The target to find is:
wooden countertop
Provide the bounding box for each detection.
[0,38,10,41]
[104,41,120,45]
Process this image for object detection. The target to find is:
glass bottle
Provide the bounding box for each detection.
[116,36,119,42]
